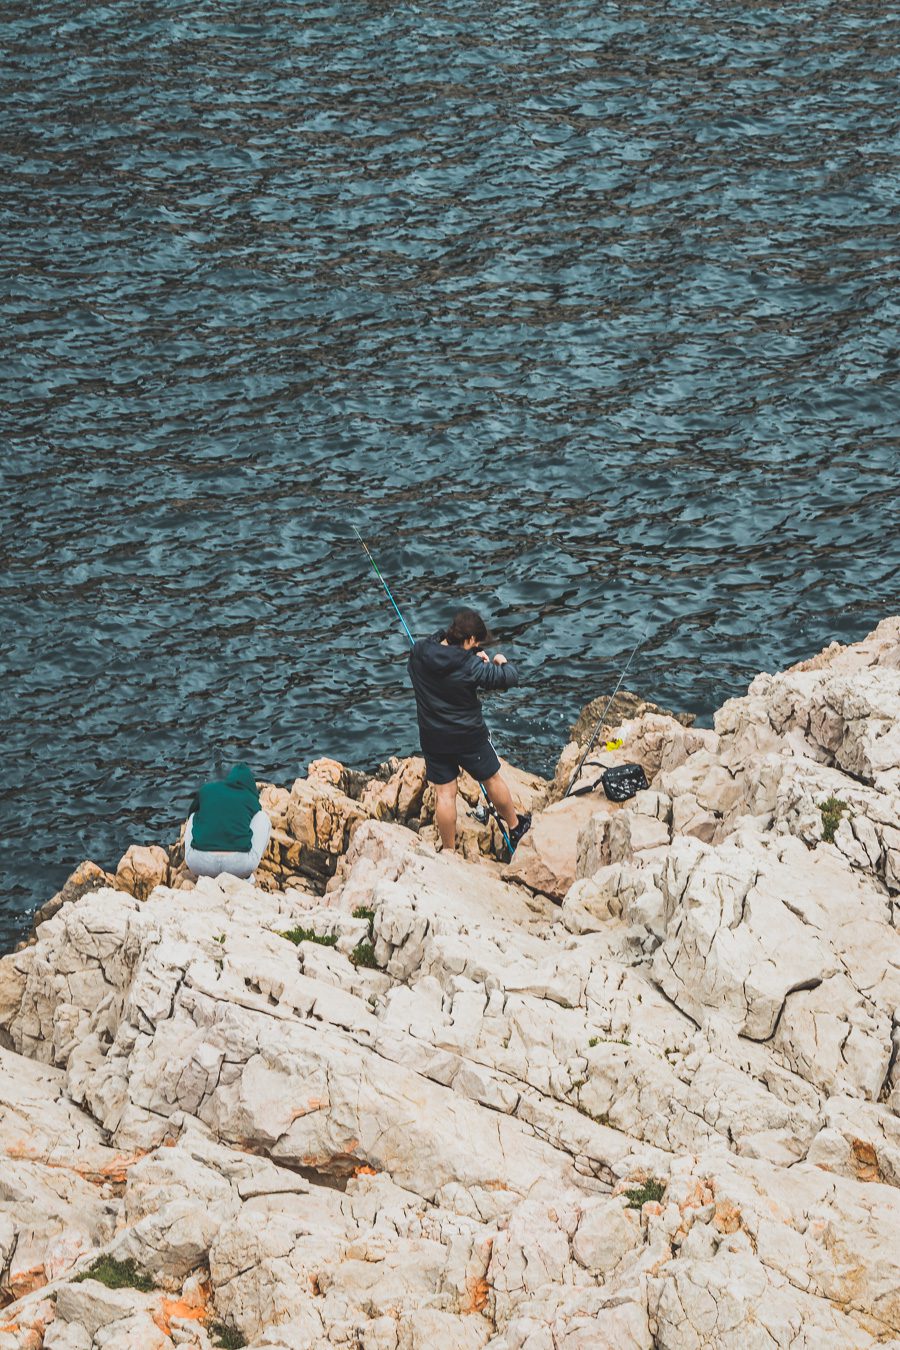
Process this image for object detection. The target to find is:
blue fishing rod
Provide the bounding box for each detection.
[354,527,516,854]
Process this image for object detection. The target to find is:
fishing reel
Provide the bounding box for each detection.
[468,798,510,838]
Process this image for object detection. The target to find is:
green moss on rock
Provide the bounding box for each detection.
[280,927,338,947]
[624,1179,666,1209]
[350,940,378,968]
[819,796,849,844]
[73,1256,156,1292]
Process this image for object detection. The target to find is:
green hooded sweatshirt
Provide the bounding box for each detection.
[189,763,262,853]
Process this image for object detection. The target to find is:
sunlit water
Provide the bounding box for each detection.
[2,0,898,948]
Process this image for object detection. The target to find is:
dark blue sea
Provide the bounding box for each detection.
[2,0,899,949]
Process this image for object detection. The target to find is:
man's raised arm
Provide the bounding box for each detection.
[470,653,519,691]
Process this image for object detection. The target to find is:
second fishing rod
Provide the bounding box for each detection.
[354,528,517,855]
[564,525,680,799]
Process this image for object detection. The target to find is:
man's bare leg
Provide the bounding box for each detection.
[434,780,459,851]
[482,772,520,831]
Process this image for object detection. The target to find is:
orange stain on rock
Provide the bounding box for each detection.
[300,1144,364,1177]
[678,1179,707,1212]
[147,1279,211,1337]
[8,1265,48,1300]
[850,1137,880,1183]
[4,1143,147,1189]
[464,1274,491,1314]
[290,1097,330,1121]
[77,1152,147,1186]
[353,1164,378,1177]
[713,1201,742,1235]
[4,1138,34,1159]
[153,1295,207,1336]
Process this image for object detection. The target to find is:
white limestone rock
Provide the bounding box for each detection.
[652,837,834,1040]
[571,1195,642,1275]
[771,758,900,893]
[577,808,670,875]
[806,1097,900,1187]
[3,617,900,1350]
[505,795,612,902]
[0,1048,125,1301]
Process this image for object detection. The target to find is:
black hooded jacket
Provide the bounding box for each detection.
[407,631,519,754]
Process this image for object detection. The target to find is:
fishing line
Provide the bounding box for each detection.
[564,526,679,799]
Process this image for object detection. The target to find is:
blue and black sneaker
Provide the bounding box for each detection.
[508,812,532,851]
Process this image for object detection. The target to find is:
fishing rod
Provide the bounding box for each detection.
[354,527,416,648]
[354,527,516,854]
[563,632,647,797]
[564,524,681,799]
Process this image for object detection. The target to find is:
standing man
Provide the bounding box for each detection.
[408,608,531,853]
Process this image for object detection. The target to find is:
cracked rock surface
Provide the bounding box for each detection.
[0,616,899,1348]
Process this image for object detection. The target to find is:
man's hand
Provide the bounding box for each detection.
[493,654,507,666]
[477,649,490,663]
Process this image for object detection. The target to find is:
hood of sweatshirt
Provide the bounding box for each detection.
[226,762,259,796]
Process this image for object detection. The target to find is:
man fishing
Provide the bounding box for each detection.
[407,608,531,853]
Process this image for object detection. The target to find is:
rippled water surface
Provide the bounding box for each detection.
[2,0,899,947]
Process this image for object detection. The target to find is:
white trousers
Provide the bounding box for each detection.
[184,810,271,880]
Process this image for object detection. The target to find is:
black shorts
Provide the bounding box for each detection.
[422,737,502,786]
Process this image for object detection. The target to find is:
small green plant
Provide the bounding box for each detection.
[352,905,375,923]
[280,927,338,948]
[588,1036,599,1048]
[588,1035,630,1048]
[350,940,378,968]
[208,1324,247,1350]
[73,1256,156,1292]
[624,1179,666,1209]
[213,933,225,945]
[819,796,849,844]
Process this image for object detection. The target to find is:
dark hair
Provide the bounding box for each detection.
[444,608,496,647]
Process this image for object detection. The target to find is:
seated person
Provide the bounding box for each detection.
[184,762,271,880]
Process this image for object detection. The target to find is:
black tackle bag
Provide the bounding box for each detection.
[601,763,649,802]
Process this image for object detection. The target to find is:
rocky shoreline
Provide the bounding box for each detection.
[0,616,898,1349]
